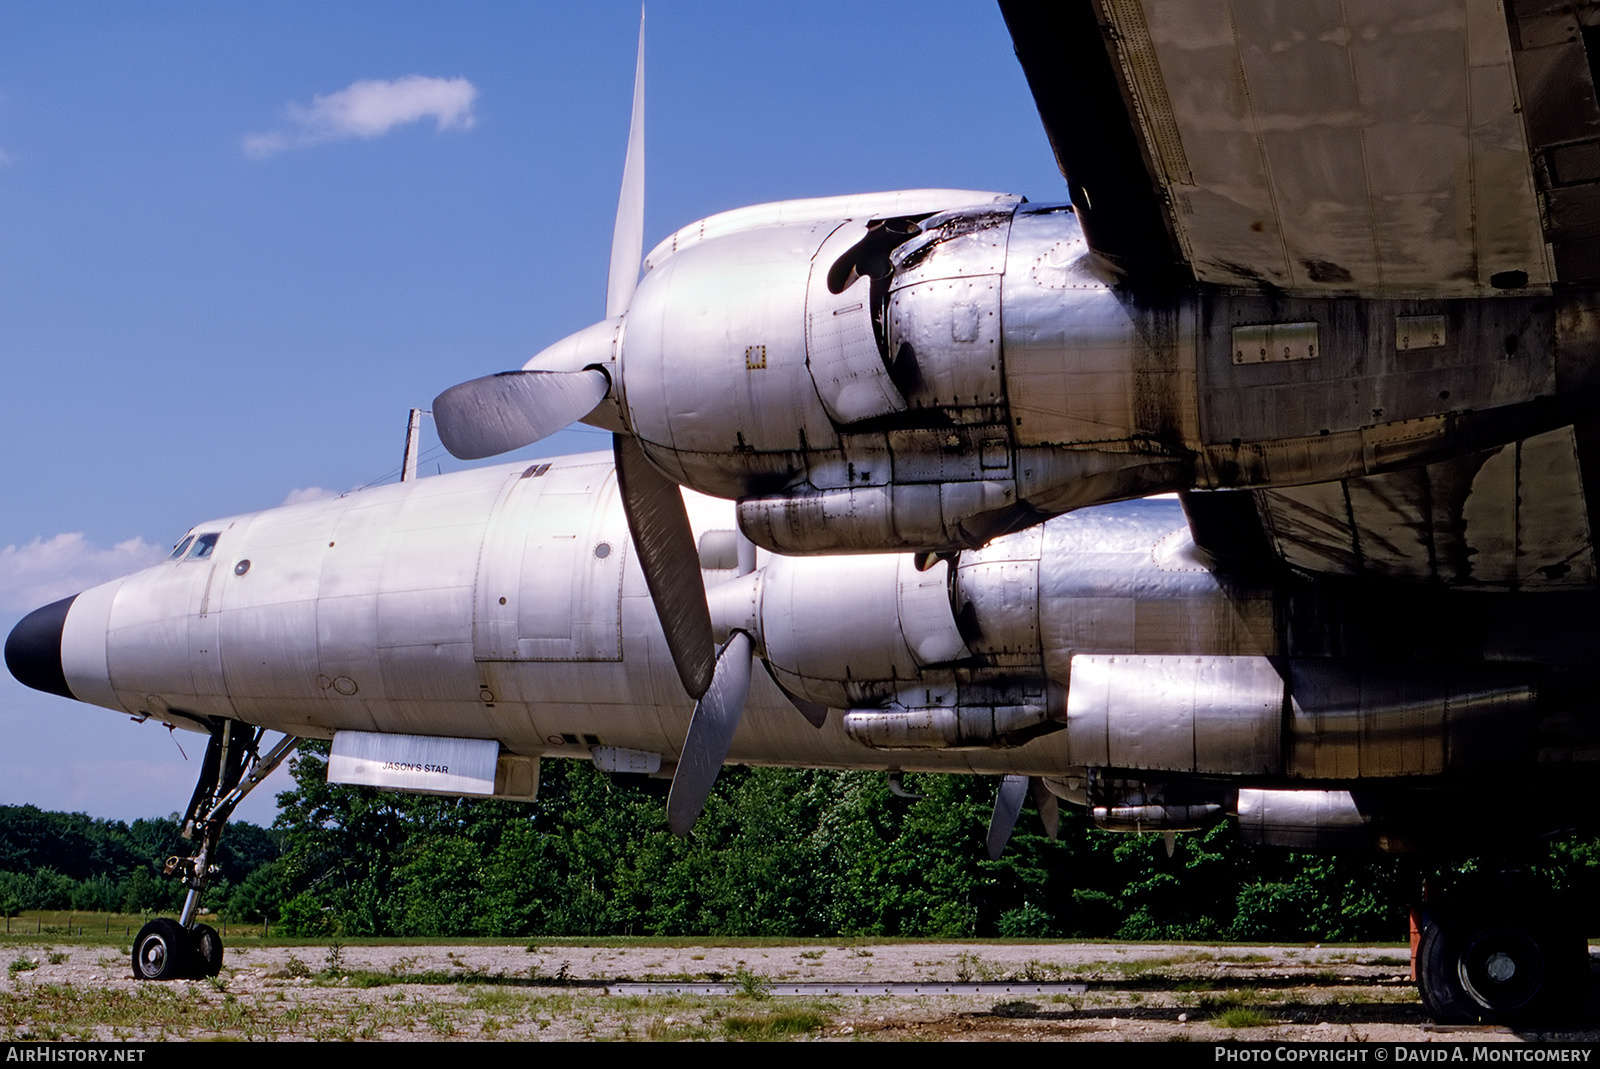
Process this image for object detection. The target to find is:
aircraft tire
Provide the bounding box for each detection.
[190,923,224,978]
[131,919,192,982]
[1417,911,1587,1026]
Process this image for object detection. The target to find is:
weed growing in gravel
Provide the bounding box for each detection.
[733,968,771,1000]
[722,1010,826,1038]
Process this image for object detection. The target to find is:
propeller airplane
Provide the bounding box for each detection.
[11,1,1600,1026]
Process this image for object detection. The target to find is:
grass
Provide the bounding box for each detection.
[722,1010,827,1038]
[1196,991,1274,1029]
[0,911,267,940]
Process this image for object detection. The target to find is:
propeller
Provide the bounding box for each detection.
[607,10,646,320]
[428,14,793,833]
[1031,776,1060,841]
[614,433,715,699]
[665,632,754,835]
[429,8,645,456]
[663,524,831,833]
[430,11,716,700]
[433,369,609,460]
[987,775,1060,859]
[987,775,1030,860]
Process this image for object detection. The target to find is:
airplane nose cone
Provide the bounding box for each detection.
[5,595,77,699]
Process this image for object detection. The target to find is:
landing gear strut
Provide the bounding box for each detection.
[132,721,298,981]
[1414,875,1590,1026]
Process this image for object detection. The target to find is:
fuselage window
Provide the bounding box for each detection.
[166,536,196,562]
[185,533,220,561]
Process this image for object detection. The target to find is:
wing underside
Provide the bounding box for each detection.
[1187,423,1600,589]
[1002,0,1600,294]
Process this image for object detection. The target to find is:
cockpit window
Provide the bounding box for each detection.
[185,533,220,561]
[166,536,195,562]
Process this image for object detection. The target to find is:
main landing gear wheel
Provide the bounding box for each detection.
[1417,911,1588,1026]
[132,919,192,981]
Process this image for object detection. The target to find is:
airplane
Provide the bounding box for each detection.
[8,440,1599,1026]
[7,0,1600,1029]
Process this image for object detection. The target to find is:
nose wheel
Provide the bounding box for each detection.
[129,721,297,981]
[132,919,191,981]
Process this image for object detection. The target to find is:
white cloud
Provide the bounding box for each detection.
[244,75,478,159]
[281,486,338,506]
[0,533,166,613]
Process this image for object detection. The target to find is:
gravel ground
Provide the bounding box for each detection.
[3,940,1597,1042]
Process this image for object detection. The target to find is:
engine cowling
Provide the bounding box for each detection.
[608,191,1195,555]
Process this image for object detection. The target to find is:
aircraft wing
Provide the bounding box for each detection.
[1001,0,1600,294]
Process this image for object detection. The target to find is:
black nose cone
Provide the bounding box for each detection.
[5,595,77,699]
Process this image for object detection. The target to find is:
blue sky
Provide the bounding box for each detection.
[0,2,1067,824]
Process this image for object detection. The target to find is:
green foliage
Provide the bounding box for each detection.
[722,1010,826,1038]
[7,754,1600,942]
[259,749,1424,940]
[0,803,278,918]
[997,903,1054,938]
[1213,1006,1272,1028]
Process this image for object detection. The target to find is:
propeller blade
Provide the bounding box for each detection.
[986,774,1030,860]
[432,368,609,460]
[666,632,753,835]
[614,433,716,699]
[607,10,646,319]
[1030,777,1060,841]
[886,770,924,800]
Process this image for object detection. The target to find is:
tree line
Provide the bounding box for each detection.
[4,742,1595,941]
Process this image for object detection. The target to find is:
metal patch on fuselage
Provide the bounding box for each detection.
[1395,315,1447,350]
[1230,322,1318,365]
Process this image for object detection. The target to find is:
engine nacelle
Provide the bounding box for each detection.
[550,186,1581,560]
[710,551,971,710]
[613,192,1193,555]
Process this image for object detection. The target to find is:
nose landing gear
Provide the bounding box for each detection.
[130,720,298,981]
